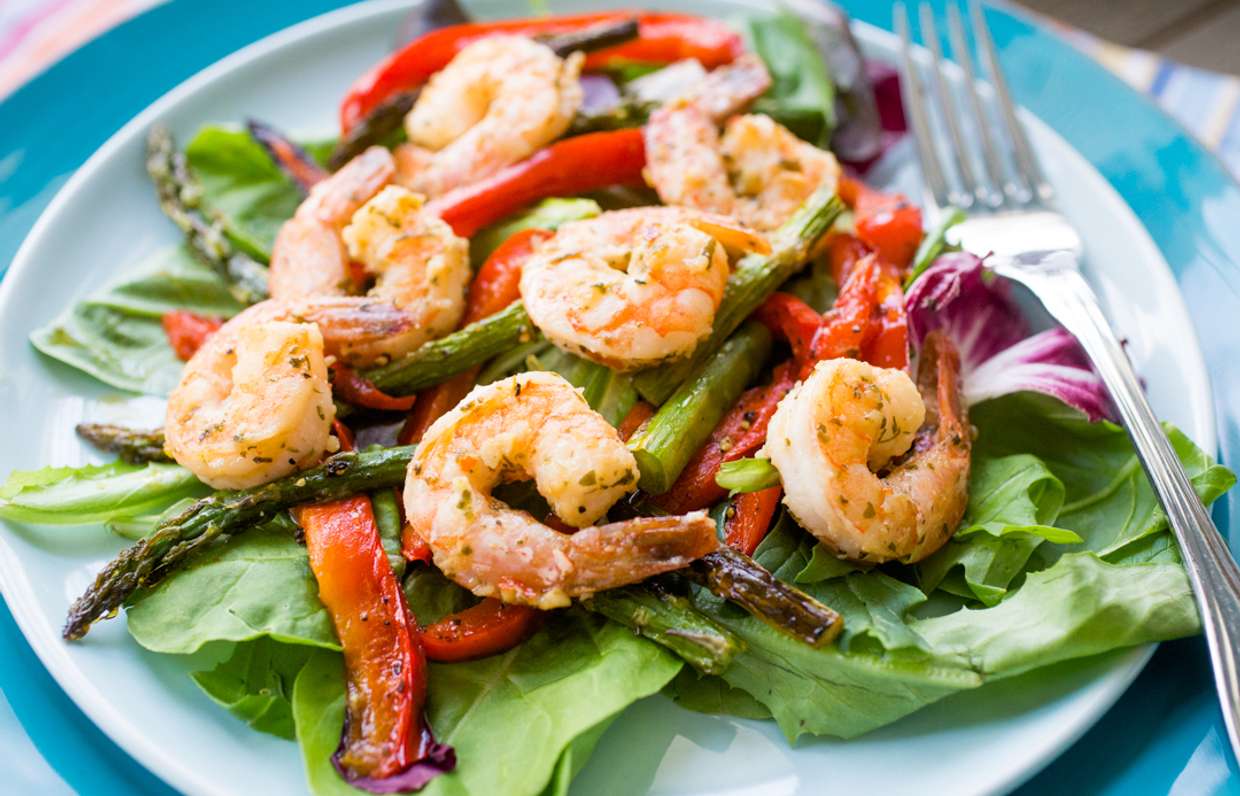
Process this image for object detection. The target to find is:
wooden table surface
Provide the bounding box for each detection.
[1017,0,1240,76]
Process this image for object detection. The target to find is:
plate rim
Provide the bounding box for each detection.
[0,1,1221,795]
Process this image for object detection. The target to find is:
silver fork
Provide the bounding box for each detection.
[897,1,1240,760]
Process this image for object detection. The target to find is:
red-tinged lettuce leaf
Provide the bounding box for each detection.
[906,252,1110,420]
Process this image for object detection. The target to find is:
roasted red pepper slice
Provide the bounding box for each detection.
[841,175,923,270]
[420,599,542,662]
[826,232,871,286]
[333,365,418,411]
[162,310,223,361]
[427,129,646,238]
[298,498,454,789]
[340,12,742,134]
[754,293,823,364]
[808,254,880,365]
[331,419,355,453]
[860,272,910,370]
[656,362,796,515]
[466,228,554,323]
[617,400,655,442]
[723,486,783,556]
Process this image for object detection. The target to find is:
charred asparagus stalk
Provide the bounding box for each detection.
[246,119,327,192]
[62,445,414,640]
[363,301,539,395]
[687,546,843,647]
[542,17,639,56]
[146,126,269,305]
[75,423,170,464]
[327,90,420,171]
[585,583,743,674]
[326,18,640,170]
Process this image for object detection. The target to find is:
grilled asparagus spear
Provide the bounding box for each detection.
[62,445,414,640]
[146,126,269,305]
[75,423,170,464]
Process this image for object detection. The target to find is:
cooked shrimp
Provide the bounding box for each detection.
[164,298,411,489]
[336,185,470,363]
[403,371,718,608]
[519,207,767,371]
[642,54,773,217]
[393,35,584,197]
[765,332,971,564]
[270,146,396,300]
[271,155,470,366]
[644,56,840,230]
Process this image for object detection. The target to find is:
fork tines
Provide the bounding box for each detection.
[895,1,1054,213]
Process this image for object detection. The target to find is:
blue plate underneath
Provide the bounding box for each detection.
[1,1,1239,793]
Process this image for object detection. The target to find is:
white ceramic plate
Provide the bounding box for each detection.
[0,2,1215,795]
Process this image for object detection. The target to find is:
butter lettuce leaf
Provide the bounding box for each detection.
[0,459,205,526]
[190,637,315,740]
[291,612,681,796]
[30,245,242,395]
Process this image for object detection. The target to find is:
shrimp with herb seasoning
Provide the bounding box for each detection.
[403,371,719,609]
[764,331,971,564]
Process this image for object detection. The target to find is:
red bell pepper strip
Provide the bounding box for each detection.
[331,419,355,453]
[162,311,223,361]
[427,129,646,238]
[723,486,782,556]
[805,254,881,375]
[332,365,418,412]
[297,418,452,787]
[419,599,542,663]
[860,272,910,370]
[339,12,743,134]
[656,361,797,515]
[617,400,655,442]
[826,232,871,286]
[753,293,823,364]
[298,499,454,789]
[466,228,553,324]
[840,175,923,270]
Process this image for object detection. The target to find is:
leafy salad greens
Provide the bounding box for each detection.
[0,6,1233,796]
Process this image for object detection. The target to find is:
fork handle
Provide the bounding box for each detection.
[993,251,1240,762]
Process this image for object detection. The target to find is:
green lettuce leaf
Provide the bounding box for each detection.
[291,612,681,796]
[662,668,772,720]
[970,392,1235,558]
[184,126,306,260]
[745,11,836,146]
[919,453,1073,605]
[190,637,315,740]
[30,244,242,394]
[125,518,338,654]
[0,460,205,526]
[534,347,637,427]
[913,552,1200,676]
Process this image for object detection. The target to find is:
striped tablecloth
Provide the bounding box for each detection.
[4,0,1240,179]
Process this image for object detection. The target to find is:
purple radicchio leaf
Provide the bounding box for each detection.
[579,73,623,116]
[905,252,1111,420]
[333,734,456,794]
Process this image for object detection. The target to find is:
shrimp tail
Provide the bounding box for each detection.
[567,512,719,593]
[690,54,773,123]
[914,330,969,449]
[294,298,416,349]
